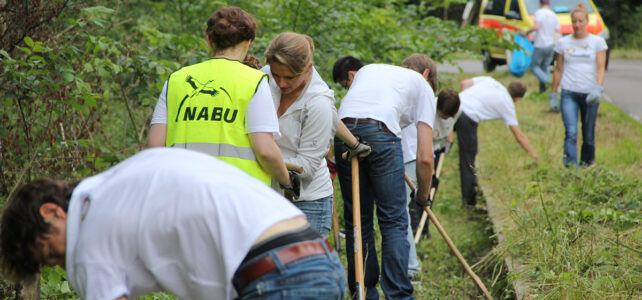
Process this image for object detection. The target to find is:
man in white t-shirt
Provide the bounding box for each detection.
[521,0,560,95]
[455,77,539,206]
[0,148,346,300]
[332,54,437,300]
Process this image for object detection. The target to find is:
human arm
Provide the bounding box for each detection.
[415,121,434,201]
[522,20,541,36]
[596,50,606,86]
[509,125,539,159]
[551,51,564,92]
[249,132,291,186]
[460,79,474,91]
[116,296,127,300]
[145,124,166,148]
[336,120,358,148]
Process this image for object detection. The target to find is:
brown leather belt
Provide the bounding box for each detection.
[233,239,333,292]
[342,117,393,134]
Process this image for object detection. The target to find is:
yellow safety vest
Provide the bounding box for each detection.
[166,58,271,184]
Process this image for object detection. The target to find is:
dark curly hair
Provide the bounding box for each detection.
[1,178,77,282]
[206,6,257,51]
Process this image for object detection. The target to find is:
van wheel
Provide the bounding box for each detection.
[482,50,496,72]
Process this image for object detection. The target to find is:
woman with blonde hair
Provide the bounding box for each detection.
[262,32,369,236]
[551,3,607,167]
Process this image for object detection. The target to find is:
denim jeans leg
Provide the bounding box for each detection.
[579,98,600,165]
[561,90,580,167]
[293,195,333,237]
[403,161,421,277]
[335,135,380,300]
[238,239,347,299]
[335,123,414,300]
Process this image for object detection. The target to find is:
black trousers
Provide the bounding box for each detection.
[454,112,478,205]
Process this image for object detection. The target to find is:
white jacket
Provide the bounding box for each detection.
[262,65,338,201]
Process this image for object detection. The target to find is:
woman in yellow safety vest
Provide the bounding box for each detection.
[146,6,293,190]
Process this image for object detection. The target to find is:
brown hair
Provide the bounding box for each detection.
[242,54,262,69]
[507,81,527,99]
[437,89,460,118]
[1,178,77,282]
[540,0,550,5]
[265,32,314,74]
[401,53,439,91]
[571,3,589,21]
[206,6,257,51]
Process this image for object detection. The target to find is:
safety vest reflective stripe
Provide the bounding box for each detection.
[171,143,256,161]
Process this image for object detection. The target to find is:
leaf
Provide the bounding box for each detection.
[63,73,75,84]
[16,46,32,55]
[60,281,71,293]
[0,49,11,59]
[24,36,35,48]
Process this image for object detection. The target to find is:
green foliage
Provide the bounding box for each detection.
[41,266,74,299]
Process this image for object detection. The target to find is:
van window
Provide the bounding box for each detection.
[524,0,594,15]
[509,0,521,16]
[483,0,506,16]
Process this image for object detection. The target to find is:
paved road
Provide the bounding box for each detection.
[437,59,642,121]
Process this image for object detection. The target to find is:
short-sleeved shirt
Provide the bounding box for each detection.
[533,7,560,48]
[400,115,457,163]
[65,148,303,300]
[338,64,436,137]
[554,34,608,93]
[458,76,518,126]
[151,79,281,136]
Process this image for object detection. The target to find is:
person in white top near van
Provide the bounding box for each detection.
[520,0,560,96]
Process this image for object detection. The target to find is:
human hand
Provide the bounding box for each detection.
[549,92,559,112]
[444,141,453,155]
[281,171,300,200]
[413,190,432,208]
[346,136,371,159]
[586,85,604,105]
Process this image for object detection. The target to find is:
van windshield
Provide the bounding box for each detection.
[525,0,594,15]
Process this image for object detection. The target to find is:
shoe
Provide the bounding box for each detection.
[408,274,421,285]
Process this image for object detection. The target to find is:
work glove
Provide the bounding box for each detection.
[281,171,300,200]
[549,92,560,112]
[444,141,453,155]
[586,85,604,105]
[413,190,432,208]
[346,135,371,159]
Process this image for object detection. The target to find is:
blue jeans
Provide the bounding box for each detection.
[237,238,347,299]
[335,123,414,300]
[561,90,600,167]
[294,195,333,237]
[403,161,421,277]
[530,46,555,91]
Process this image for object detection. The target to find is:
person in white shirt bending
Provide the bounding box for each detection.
[455,77,539,206]
[261,32,370,237]
[521,0,560,95]
[0,148,346,300]
[332,54,438,300]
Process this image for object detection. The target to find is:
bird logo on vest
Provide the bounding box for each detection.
[174,76,236,123]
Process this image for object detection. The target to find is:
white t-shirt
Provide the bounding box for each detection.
[65,148,303,300]
[554,34,608,94]
[458,76,518,126]
[533,7,560,48]
[401,115,457,163]
[261,65,337,201]
[151,78,281,136]
[338,64,436,137]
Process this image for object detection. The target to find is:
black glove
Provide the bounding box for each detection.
[431,175,439,190]
[281,171,300,200]
[413,190,432,208]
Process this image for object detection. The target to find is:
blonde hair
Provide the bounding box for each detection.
[402,53,438,91]
[571,3,589,21]
[264,32,314,74]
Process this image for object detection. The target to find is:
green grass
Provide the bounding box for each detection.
[611,48,642,60]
